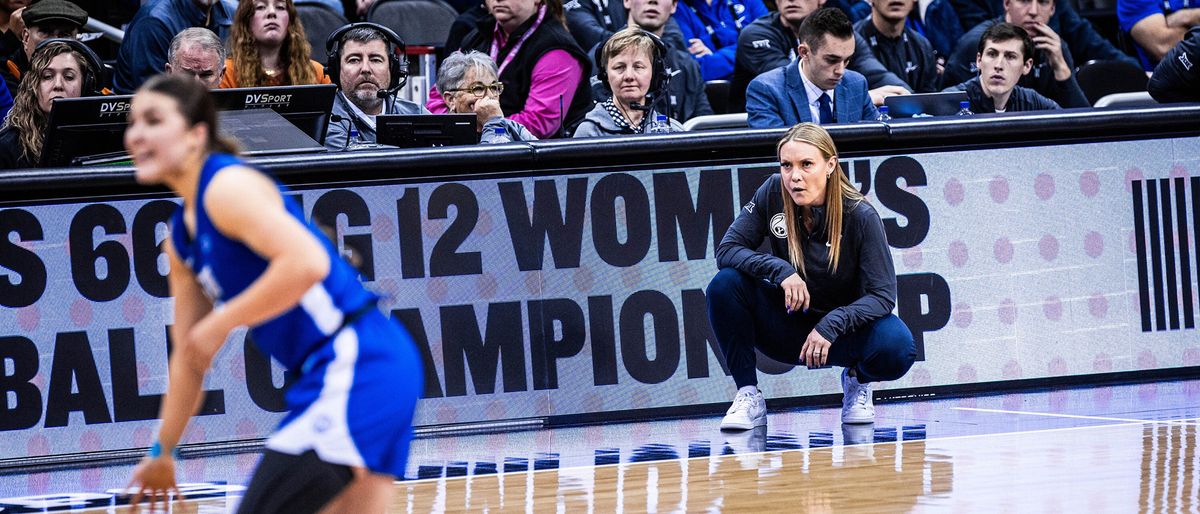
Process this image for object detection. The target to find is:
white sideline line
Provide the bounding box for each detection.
[952,406,1200,425]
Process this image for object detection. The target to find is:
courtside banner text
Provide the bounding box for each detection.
[1,136,1197,459]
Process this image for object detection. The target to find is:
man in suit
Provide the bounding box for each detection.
[747,7,878,128]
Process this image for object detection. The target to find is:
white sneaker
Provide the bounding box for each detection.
[841,368,875,424]
[720,387,767,430]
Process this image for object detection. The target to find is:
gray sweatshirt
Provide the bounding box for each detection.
[572,103,685,138]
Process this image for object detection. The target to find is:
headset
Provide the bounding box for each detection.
[324,22,409,98]
[33,37,105,96]
[595,29,671,106]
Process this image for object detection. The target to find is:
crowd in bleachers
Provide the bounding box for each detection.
[0,0,1196,168]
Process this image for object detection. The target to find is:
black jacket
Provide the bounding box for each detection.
[716,174,898,341]
[854,17,941,93]
[1148,26,1200,103]
[945,76,1060,113]
[461,13,594,136]
[565,0,629,53]
[945,17,1089,108]
[0,125,34,170]
[949,0,1138,67]
[730,12,909,112]
[588,30,714,122]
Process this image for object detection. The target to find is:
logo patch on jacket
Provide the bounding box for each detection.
[770,213,787,238]
[1180,52,1194,71]
[752,39,771,49]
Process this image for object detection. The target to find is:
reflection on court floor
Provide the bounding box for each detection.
[1,380,1197,512]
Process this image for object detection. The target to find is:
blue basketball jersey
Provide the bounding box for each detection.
[169,153,376,370]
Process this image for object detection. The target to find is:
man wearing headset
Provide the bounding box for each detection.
[325,23,428,151]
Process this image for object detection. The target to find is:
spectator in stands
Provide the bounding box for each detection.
[166,28,226,89]
[439,50,536,143]
[949,0,1138,69]
[115,0,234,94]
[0,40,95,168]
[944,23,1059,113]
[944,0,1090,108]
[0,0,28,58]
[956,0,1140,71]
[746,8,878,128]
[1148,26,1200,102]
[1119,0,1200,70]
[575,28,684,136]
[854,0,940,92]
[436,0,591,138]
[731,0,909,112]
[673,0,767,81]
[325,24,428,150]
[945,0,1132,69]
[566,0,628,52]
[905,0,961,60]
[587,0,712,121]
[221,0,332,88]
[2,0,86,97]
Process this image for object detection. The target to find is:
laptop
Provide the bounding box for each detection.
[218,108,327,156]
[884,91,969,118]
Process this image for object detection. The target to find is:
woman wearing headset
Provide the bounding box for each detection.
[0,39,96,169]
[573,28,684,138]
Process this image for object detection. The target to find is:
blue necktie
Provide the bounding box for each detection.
[818,92,834,124]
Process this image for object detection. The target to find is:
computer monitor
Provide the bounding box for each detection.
[39,94,134,167]
[884,91,969,118]
[376,114,477,148]
[211,84,337,145]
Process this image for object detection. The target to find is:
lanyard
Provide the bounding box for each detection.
[491,4,548,76]
[595,0,612,26]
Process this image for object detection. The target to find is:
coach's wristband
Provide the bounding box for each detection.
[149,441,181,460]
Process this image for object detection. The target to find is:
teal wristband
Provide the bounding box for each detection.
[149,441,180,459]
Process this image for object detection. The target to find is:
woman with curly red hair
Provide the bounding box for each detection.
[220,0,332,88]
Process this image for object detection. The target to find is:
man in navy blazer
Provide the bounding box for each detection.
[747,8,879,128]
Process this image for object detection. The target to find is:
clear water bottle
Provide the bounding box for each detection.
[876,105,891,122]
[646,114,671,134]
[957,101,973,116]
[346,127,370,150]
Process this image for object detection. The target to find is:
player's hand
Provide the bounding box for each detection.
[688,38,713,57]
[781,273,810,314]
[869,85,909,106]
[799,329,832,368]
[127,456,182,512]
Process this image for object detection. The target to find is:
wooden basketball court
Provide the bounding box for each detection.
[4,380,1197,513]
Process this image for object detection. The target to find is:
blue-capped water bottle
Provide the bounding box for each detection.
[876,105,891,122]
[647,113,671,134]
[483,125,507,144]
[956,101,973,116]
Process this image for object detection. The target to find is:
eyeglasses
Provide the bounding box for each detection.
[446,82,504,97]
